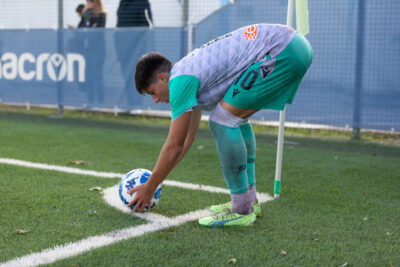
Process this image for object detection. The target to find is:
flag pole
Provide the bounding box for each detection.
[274,0,294,199]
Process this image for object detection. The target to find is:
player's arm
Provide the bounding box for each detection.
[175,109,202,166]
[128,111,194,212]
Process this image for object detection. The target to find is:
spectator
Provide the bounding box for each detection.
[114,0,153,107]
[116,0,152,27]
[81,0,107,28]
[68,4,85,29]
[81,0,107,105]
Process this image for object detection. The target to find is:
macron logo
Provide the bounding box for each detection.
[0,52,86,82]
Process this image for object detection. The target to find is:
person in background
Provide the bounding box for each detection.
[81,0,107,28]
[116,0,152,27]
[68,4,85,29]
[114,0,153,107]
[81,0,107,105]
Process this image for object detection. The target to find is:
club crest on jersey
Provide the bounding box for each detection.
[244,25,258,40]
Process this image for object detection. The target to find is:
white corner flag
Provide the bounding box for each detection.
[296,0,310,36]
[274,0,309,198]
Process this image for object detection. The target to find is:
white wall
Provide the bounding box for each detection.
[0,0,58,29]
[0,0,224,29]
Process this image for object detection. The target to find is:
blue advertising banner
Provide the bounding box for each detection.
[0,28,185,110]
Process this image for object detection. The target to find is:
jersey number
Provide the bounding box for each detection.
[234,70,258,90]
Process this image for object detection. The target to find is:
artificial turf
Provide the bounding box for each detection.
[0,110,399,266]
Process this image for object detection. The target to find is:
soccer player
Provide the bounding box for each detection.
[129,23,313,227]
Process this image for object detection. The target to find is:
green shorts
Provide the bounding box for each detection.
[223,33,313,110]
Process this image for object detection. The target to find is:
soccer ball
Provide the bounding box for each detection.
[119,169,162,211]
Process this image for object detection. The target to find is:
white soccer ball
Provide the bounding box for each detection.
[119,169,162,211]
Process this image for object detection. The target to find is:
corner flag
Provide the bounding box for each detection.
[274,0,309,198]
[296,0,310,36]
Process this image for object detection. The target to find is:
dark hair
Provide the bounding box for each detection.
[135,52,172,94]
[76,4,85,13]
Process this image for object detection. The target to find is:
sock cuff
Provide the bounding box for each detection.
[209,103,249,128]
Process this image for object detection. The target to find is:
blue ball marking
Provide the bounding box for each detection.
[125,170,135,178]
[118,182,124,201]
[125,178,136,190]
[154,187,162,200]
[140,172,150,184]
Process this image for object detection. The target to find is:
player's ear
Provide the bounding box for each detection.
[157,72,169,83]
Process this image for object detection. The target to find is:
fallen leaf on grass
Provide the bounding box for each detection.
[313,238,319,242]
[89,187,104,195]
[197,145,204,149]
[68,160,90,165]
[340,263,348,267]
[363,217,368,221]
[227,258,237,264]
[89,186,104,192]
[386,232,391,235]
[280,250,287,255]
[88,210,97,215]
[15,229,29,234]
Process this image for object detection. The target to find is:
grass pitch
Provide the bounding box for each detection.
[0,109,399,266]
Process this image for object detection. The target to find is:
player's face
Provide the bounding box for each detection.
[146,73,170,104]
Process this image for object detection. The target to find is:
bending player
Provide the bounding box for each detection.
[129,23,313,227]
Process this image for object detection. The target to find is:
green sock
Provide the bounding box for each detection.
[239,123,256,187]
[209,120,248,194]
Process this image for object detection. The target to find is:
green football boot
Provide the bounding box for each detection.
[209,202,262,217]
[198,209,256,227]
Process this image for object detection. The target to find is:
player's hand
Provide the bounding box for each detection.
[127,182,155,213]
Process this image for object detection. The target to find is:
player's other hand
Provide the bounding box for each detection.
[127,182,155,213]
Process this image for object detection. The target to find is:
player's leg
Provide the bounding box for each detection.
[198,103,257,227]
[239,122,257,206]
[207,101,260,216]
[208,103,252,215]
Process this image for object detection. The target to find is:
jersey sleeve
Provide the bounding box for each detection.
[169,75,200,120]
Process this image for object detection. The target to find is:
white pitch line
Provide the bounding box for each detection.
[0,158,235,194]
[163,180,230,194]
[0,158,274,266]
[0,158,123,178]
[102,185,173,223]
[0,209,212,267]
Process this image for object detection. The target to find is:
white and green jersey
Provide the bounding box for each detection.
[169,23,296,120]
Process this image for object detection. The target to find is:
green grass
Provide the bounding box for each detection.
[0,110,399,266]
